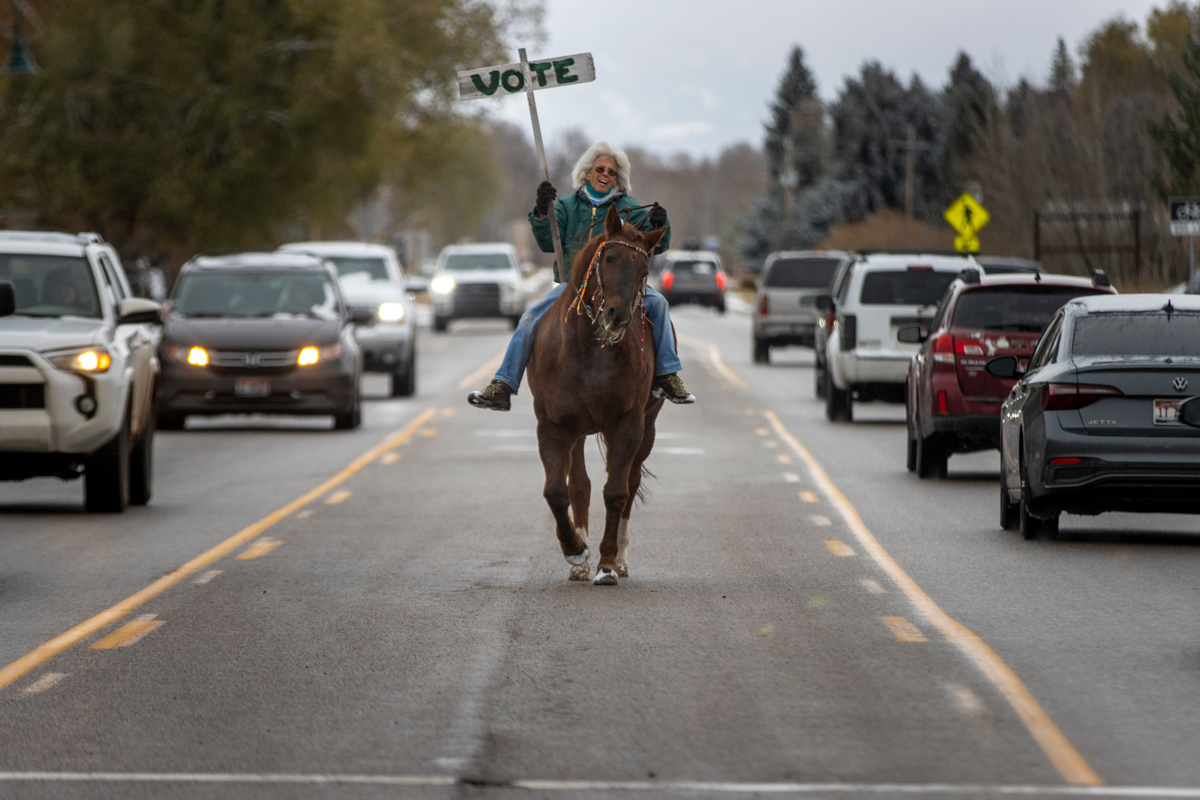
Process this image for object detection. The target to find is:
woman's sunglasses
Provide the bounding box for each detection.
[592,166,618,176]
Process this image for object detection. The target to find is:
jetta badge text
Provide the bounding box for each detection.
[1173,376,1188,392]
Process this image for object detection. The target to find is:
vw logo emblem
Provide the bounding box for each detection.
[1173,377,1188,392]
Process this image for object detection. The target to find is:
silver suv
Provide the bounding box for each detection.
[819,251,976,422]
[430,243,526,331]
[278,241,417,396]
[752,250,847,363]
[0,232,162,512]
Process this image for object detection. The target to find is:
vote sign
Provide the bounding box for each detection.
[457,53,595,100]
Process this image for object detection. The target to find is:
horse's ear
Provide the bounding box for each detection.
[641,226,666,253]
[604,204,623,237]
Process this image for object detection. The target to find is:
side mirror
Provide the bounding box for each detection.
[896,324,926,344]
[1179,397,1200,428]
[815,294,834,313]
[0,281,14,317]
[117,297,162,325]
[985,355,1024,380]
[348,307,375,325]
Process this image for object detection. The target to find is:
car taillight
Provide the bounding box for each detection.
[758,293,768,316]
[715,271,726,291]
[662,270,674,291]
[932,333,955,364]
[1041,383,1122,411]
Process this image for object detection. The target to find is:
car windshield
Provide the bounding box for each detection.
[442,253,512,271]
[669,260,716,275]
[172,271,339,319]
[860,269,957,306]
[1072,312,1200,357]
[0,254,103,319]
[765,258,840,288]
[952,287,1101,333]
[326,257,389,282]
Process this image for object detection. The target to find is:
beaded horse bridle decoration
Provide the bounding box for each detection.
[565,237,651,356]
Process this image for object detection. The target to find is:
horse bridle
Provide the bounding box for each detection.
[565,237,651,350]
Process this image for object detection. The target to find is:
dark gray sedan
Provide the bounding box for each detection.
[990,294,1200,539]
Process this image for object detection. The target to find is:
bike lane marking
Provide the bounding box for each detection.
[764,408,1102,787]
[0,407,437,694]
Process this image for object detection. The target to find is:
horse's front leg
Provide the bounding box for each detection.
[538,421,588,567]
[594,414,645,585]
[567,436,592,581]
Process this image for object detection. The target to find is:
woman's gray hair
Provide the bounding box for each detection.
[571,141,632,195]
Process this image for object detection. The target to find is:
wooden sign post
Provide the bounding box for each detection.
[458,51,596,278]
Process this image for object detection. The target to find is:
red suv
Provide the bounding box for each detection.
[904,269,1115,478]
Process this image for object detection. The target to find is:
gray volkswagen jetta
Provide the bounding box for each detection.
[990,293,1200,539]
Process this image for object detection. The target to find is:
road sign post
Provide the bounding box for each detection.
[458,52,595,279]
[944,192,990,253]
[1168,197,1200,291]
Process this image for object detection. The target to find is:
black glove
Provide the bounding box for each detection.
[535,181,557,216]
[648,202,667,229]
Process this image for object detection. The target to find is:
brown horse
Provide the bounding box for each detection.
[525,205,667,585]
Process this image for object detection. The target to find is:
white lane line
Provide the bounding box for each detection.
[783,472,801,483]
[825,540,855,557]
[192,570,223,585]
[799,491,820,503]
[678,335,748,389]
[657,447,706,455]
[21,673,67,696]
[945,682,986,715]
[0,774,1198,796]
[295,509,314,519]
[763,441,779,449]
[860,579,886,594]
[811,515,833,527]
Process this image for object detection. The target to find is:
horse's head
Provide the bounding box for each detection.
[583,205,665,343]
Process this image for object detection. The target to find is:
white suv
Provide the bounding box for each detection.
[0,232,162,511]
[820,251,975,422]
[430,243,526,332]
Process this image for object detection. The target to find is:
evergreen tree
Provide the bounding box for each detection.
[1006,78,1035,139]
[1049,36,1076,96]
[1148,36,1200,198]
[764,46,825,191]
[942,52,996,158]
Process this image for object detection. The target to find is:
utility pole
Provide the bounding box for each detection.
[889,125,933,217]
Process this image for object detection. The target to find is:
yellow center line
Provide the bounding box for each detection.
[0,407,438,694]
[236,539,282,560]
[881,616,927,643]
[763,409,1102,787]
[456,348,506,390]
[677,335,748,389]
[91,616,164,650]
[825,540,855,557]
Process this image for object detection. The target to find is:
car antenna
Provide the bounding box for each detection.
[1165,298,1175,319]
[1034,271,1041,283]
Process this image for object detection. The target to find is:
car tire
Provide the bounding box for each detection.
[715,299,726,315]
[129,415,154,506]
[825,378,853,422]
[753,336,769,364]
[334,393,362,430]
[391,360,416,397]
[157,412,186,431]
[815,359,827,400]
[905,407,917,473]
[915,430,947,479]
[1019,452,1059,540]
[433,316,449,333]
[84,413,131,514]
[509,315,522,330]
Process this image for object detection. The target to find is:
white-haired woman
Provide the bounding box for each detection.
[469,141,694,410]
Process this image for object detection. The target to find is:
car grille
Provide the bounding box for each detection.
[0,384,45,409]
[0,355,33,367]
[452,284,502,316]
[349,305,376,327]
[209,350,296,368]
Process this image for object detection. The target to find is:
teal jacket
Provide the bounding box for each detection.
[528,187,671,283]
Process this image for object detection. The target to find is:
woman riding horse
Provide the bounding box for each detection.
[468,141,695,411]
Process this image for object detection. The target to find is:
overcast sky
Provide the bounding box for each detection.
[485,0,1166,159]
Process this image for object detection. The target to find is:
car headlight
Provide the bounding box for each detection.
[162,345,210,366]
[430,276,456,294]
[46,347,113,373]
[378,302,406,323]
[507,280,521,292]
[297,344,341,366]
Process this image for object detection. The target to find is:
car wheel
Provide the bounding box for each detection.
[715,299,726,314]
[433,316,449,333]
[814,360,827,400]
[391,361,416,397]
[825,379,852,422]
[905,407,917,473]
[334,393,362,430]
[129,415,154,506]
[753,336,770,364]
[915,430,947,479]
[1019,451,1059,540]
[84,413,131,513]
[998,439,1020,530]
[157,412,186,431]
[509,314,522,330]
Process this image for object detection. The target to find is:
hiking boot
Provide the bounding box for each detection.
[652,373,695,404]
[468,380,514,411]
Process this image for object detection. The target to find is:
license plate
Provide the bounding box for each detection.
[234,378,270,398]
[1153,398,1182,425]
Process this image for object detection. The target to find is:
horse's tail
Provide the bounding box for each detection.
[595,433,656,504]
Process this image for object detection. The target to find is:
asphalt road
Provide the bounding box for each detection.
[1,296,1198,799]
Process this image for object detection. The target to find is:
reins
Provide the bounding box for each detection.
[564,236,652,363]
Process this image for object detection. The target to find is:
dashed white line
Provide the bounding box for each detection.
[944,682,986,715]
[782,472,801,483]
[193,570,223,585]
[860,579,886,594]
[811,515,832,527]
[21,673,67,696]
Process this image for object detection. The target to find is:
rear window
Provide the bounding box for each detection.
[326,256,388,282]
[952,287,1101,333]
[765,258,840,288]
[1072,312,1200,357]
[443,253,512,271]
[668,260,717,275]
[859,270,957,306]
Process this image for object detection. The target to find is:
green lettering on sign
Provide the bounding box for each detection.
[530,62,553,87]
[501,69,525,93]
[553,58,578,85]
[470,71,500,96]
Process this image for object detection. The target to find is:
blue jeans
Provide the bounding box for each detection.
[495,284,683,392]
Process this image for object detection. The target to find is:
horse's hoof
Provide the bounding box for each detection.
[569,564,591,581]
[564,546,589,567]
[593,567,619,586]
[616,564,628,578]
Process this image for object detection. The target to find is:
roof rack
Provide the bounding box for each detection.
[1091,269,1111,288]
[958,267,981,284]
[856,249,970,258]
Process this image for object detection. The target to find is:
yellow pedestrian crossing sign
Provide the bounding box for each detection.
[944,193,989,253]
